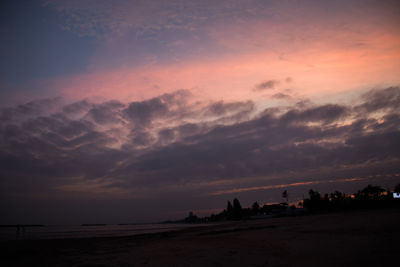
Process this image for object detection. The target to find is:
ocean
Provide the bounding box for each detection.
[0,223,206,241]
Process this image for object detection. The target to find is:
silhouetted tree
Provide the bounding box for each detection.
[323,193,330,209]
[303,189,323,212]
[356,184,385,204]
[282,190,288,203]
[361,184,384,197]
[232,198,242,220]
[225,201,234,220]
[184,211,198,223]
[252,201,260,215]
[182,183,400,223]
[395,183,400,193]
[329,191,346,210]
[227,201,233,212]
[233,198,242,209]
[252,201,259,210]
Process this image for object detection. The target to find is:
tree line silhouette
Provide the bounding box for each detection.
[183,183,400,223]
[303,184,400,212]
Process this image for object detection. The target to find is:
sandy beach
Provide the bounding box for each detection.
[1,208,399,267]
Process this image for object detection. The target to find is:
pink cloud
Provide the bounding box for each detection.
[39,0,400,106]
[46,30,400,106]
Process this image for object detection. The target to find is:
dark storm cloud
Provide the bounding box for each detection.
[205,100,254,117]
[123,90,190,126]
[0,97,63,122]
[158,128,176,144]
[124,98,168,125]
[281,104,349,124]
[356,86,400,113]
[271,93,292,100]
[201,100,255,126]
[254,80,279,91]
[86,100,125,125]
[131,130,155,147]
[62,99,92,115]
[21,114,93,140]
[177,123,201,137]
[1,87,399,205]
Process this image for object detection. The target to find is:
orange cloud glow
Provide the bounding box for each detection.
[45,29,400,106]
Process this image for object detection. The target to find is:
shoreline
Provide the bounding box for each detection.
[1,208,399,266]
[0,223,210,242]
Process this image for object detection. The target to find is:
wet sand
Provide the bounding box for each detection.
[1,208,399,267]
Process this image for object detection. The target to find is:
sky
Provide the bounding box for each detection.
[1,0,400,224]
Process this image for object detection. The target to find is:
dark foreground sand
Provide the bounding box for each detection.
[1,208,399,267]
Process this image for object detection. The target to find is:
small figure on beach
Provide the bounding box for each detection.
[16,224,25,236]
[17,224,21,234]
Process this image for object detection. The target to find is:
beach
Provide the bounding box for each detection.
[1,208,399,267]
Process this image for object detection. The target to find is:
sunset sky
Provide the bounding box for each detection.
[1,0,400,224]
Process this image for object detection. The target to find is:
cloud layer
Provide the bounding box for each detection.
[1,86,399,223]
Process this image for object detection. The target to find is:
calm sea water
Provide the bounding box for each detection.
[0,223,206,241]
